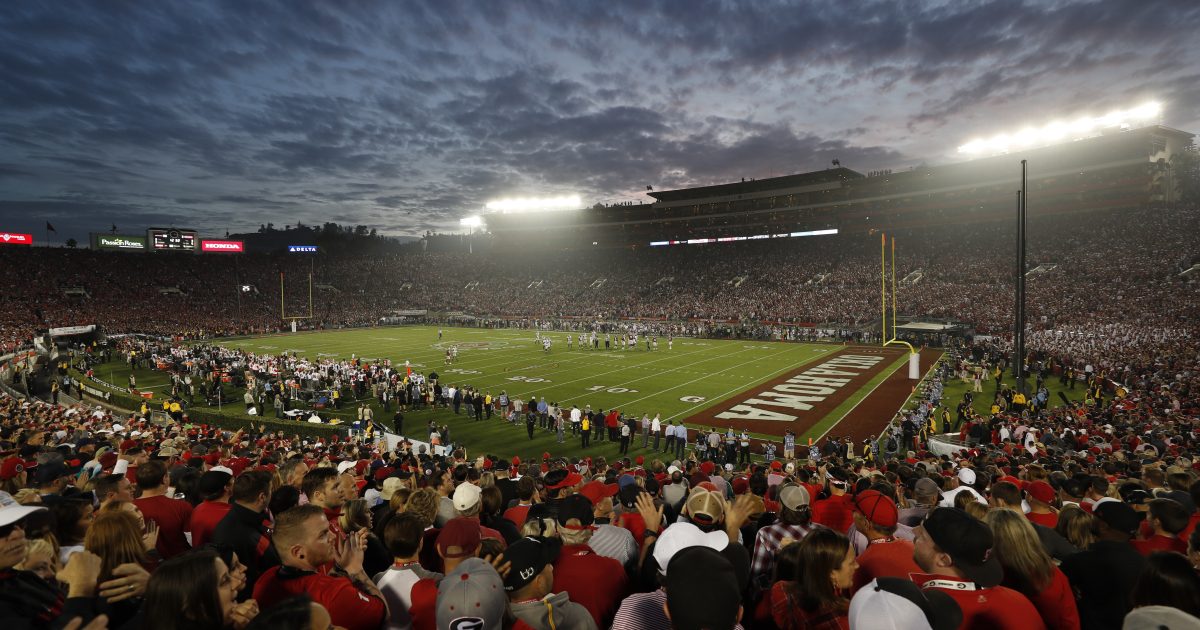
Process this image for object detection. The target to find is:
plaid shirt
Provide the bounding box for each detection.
[751,521,819,580]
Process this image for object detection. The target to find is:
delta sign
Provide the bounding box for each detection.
[288,245,318,253]
[0,232,34,246]
[200,239,244,253]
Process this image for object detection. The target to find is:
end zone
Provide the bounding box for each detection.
[683,347,906,437]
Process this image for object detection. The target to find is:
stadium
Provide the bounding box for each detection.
[3,4,1200,630]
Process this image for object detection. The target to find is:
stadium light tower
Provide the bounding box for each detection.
[484,195,582,214]
[460,216,483,254]
[957,100,1162,157]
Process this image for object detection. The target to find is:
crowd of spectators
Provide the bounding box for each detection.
[0,203,1197,627]
[2,204,1196,367]
[0,292,1199,629]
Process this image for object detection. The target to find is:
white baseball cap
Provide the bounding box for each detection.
[452,482,483,512]
[849,577,962,630]
[0,491,46,528]
[652,522,727,575]
[956,468,976,485]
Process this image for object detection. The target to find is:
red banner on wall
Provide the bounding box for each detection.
[200,239,244,253]
[0,232,34,245]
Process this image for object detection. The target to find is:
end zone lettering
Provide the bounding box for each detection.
[714,354,885,422]
[201,240,244,253]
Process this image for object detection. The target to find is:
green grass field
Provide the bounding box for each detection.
[88,326,912,463]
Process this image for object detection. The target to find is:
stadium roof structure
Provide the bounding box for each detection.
[647,167,864,203]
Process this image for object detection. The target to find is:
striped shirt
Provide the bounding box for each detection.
[612,589,745,630]
[588,524,637,568]
[752,521,819,580]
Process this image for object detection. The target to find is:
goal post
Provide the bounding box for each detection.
[880,233,919,378]
[280,270,313,330]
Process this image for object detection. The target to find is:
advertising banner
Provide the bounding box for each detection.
[0,232,34,246]
[200,239,244,253]
[288,245,318,252]
[92,233,147,250]
[49,325,97,337]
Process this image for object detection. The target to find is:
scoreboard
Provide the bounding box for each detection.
[148,228,198,251]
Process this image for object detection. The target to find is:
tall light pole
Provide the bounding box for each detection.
[1014,161,1027,394]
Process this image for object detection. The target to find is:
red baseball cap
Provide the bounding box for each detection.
[852,490,898,529]
[436,518,482,559]
[545,471,583,491]
[1026,480,1055,504]
[578,480,619,505]
[0,457,25,481]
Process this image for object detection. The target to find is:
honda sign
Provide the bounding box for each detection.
[200,239,244,253]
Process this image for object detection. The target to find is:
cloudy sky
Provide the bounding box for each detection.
[1,1,1198,241]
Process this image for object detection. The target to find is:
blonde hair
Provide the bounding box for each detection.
[389,488,412,513]
[520,518,557,538]
[404,487,440,528]
[558,524,592,545]
[1056,505,1097,550]
[84,509,148,583]
[15,538,59,575]
[961,500,989,521]
[13,489,42,506]
[478,472,495,489]
[984,509,1055,591]
[339,498,372,533]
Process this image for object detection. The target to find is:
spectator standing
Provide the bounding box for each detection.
[133,459,193,560]
[211,470,279,600]
[252,504,387,630]
[984,509,1079,630]
[911,507,1045,629]
[189,469,233,549]
[1060,501,1149,630]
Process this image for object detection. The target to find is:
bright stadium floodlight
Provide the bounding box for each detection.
[460,216,483,228]
[484,195,582,214]
[957,100,1162,157]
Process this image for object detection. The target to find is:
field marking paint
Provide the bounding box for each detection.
[480,344,725,398]
[664,348,844,422]
[610,344,815,411]
[811,354,908,443]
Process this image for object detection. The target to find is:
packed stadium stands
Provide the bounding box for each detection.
[1,131,1199,629]
[3,203,1196,366]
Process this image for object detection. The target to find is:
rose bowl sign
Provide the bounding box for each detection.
[0,232,34,246]
[200,239,244,253]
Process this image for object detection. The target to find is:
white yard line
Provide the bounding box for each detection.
[663,347,835,421]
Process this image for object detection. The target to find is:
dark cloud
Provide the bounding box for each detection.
[0,0,1195,239]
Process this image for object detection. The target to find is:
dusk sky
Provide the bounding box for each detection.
[2,1,1198,242]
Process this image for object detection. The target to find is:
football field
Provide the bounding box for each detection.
[204,326,924,460]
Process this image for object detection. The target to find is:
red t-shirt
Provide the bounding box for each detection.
[188,500,232,549]
[1181,513,1200,544]
[502,504,532,528]
[253,566,386,630]
[1020,568,1080,630]
[811,494,855,533]
[1133,535,1188,556]
[1026,511,1058,529]
[913,573,1046,630]
[616,512,646,547]
[407,577,439,630]
[851,538,921,594]
[134,494,194,559]
[553,543,629,627]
